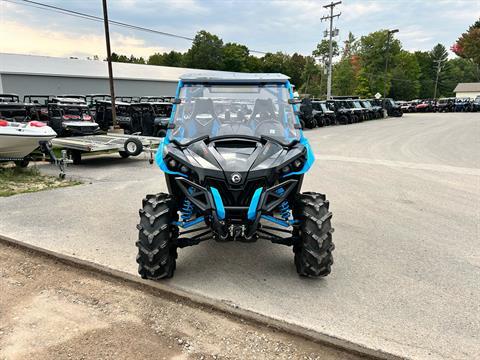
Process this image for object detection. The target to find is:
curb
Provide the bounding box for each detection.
[0,234,403,360]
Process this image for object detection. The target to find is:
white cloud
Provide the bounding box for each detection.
[0,20,171,58]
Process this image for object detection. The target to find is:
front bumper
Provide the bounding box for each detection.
[175,177,298,240]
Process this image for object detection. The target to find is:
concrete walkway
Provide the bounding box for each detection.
[1,113,479,359]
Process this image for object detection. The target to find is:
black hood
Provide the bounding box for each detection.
[166,137,305,186]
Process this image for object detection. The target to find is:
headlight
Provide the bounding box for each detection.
[280,156,306,175]
[165,155,191,175]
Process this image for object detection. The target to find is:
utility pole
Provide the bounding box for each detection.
[433,59,444,100]
[102,0,117,128]
[321,1,341,100]
[382,29,399,109]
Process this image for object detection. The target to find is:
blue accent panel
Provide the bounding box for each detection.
[260,215,298,227]
[173,216,205,229]
[283,136,315,177]
[247,187,263,220]
[210,187,225,220]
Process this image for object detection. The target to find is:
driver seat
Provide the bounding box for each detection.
[249,99,277,129]
[191,98,216,119]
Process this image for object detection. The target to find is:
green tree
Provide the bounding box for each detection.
[261,52,290,73]
[184,30,224,70]
[333,57,357,96]
[312,39,339,62]
[357,30,402,96]
[222,42,250,72]
[286,53,307,89]
[389,51,420,100]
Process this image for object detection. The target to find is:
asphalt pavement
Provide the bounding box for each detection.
[0,112,479,359]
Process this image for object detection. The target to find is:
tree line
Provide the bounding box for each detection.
[110,20,479,100]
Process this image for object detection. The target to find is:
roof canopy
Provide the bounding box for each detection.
[180,72,290,84]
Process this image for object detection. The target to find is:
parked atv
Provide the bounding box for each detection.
[348,100,368,121]
[312,100,336,126]
[94,100,132,131]
[327,100,357,124]
[360,99,382,119]
[127,101,172,137]
[297,98,317,129]
[437,98,455,112]
[372,98,403,117]
[47,97,100,136]
[136,73,334,279]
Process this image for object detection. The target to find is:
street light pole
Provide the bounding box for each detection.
[382,29,399,109]
[321,1,341,100]
[102,0,117,128]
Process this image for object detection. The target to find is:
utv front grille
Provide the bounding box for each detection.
[204,177,268,206]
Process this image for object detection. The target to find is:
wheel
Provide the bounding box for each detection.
[293,192,334,277]
[136,193,179,279]
[119,151,130,158]
[70,150,82,165]
[14,157,30,168]
[300,120,306,129]
[339,115,348,125]
[124,137,143,156]
[305,118,316,129]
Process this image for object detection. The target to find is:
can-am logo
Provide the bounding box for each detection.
[231,173,242,184]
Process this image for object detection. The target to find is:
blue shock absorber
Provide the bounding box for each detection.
[276,188,291,220]
[181,187,194,221]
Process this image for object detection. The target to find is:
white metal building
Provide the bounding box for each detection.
[0,53,225,99]
[454,82,480,99]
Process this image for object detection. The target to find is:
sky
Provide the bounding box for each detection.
[1,0,479,60]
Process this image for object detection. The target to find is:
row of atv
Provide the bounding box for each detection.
[399,97,480,113]
[297,97,402,129]
[0,93,174,138]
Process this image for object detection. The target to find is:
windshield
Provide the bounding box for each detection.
[352,101,363,109]
[0,105,28,121]
[168,84,300,145]
[320,103,329,112]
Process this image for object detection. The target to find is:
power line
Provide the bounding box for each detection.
[3,0,267,54]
